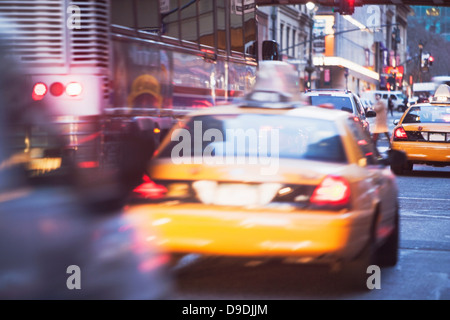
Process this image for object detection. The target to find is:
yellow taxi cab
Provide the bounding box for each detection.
[125,66,405,288]
[390,84,450,174]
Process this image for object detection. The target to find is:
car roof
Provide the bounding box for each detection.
[304,90,354,97]
[182,104,351,122]
[408,103,449,108]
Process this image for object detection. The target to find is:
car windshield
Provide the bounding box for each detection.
[159,114,347,163]
[309,96,354,113]
[402,105,450,123]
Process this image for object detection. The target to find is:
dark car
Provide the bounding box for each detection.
[304,89,374,136]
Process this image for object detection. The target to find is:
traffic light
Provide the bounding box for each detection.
[429,55,434,66]
[391,27,400,51]
[421,52,430,72]
[335,0,355,15]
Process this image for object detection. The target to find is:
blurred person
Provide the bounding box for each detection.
[372,93,391,147]
[387,96,394,116]
[403,96,408,110]
[127,74,163,109]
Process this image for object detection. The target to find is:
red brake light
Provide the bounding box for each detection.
[66,82,83,97]
[394,127,408,140]
[32,83,47,101]
[133,175,167,199]
[310,176,350,206]
[50,82,65,96]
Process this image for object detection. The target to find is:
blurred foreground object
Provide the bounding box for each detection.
[0,187,172,300]
[249,61,303,103]
[0,23,171,300]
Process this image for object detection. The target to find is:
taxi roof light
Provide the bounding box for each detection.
[239,90,301,110]
[431,84,450,104]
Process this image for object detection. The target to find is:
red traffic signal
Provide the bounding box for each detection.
[429,56,434,66]
[338,0,355,15]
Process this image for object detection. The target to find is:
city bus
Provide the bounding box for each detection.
[0,0,278,206]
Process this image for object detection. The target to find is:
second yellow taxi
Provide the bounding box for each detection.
[390,84,450,174]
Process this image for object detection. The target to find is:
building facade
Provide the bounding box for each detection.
[408,6,450,42]
[257,4,313,91]
[258,3,412,95]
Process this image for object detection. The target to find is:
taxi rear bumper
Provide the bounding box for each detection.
[128,203,375,264]
[392,141,450,164]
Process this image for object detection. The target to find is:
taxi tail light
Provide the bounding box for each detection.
[394,127,408,140]
[132,175,167,199]
[310,176,350,207]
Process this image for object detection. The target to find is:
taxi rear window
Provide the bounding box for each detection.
[159,114,347,163]
[403,106,450,124]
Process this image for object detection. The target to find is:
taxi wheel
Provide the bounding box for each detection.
[340,230,376,291]
[391,164,403,175]
[376,209,399,267]
[168,253,185,268]
[391,161,413,175]
[405,161,413,172]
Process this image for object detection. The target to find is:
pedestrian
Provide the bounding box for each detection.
[372,93,391,148]
[387,96,394,116]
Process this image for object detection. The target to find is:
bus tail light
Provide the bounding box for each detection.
[50,82,64,96]
[66,82,83,97]
[32,83,47,101]
[310,176,350,207]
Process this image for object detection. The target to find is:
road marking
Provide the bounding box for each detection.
[401,212,450,220]
[399,197,450,201]
[0,188,31,203]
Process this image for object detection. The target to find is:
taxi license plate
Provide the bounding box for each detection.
[429,133,445,142]
[215,184,258,206]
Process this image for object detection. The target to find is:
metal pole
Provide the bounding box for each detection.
[271,6,277,42]
[418,43,423,83]
[305,15,315,90]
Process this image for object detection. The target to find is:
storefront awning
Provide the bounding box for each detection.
[313,56,379,83]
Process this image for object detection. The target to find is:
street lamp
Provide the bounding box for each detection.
[305,2,316,90]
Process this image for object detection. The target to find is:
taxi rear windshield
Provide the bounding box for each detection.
[403,106,450,124]
[159,114,347,163]
[308,96,354,113]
